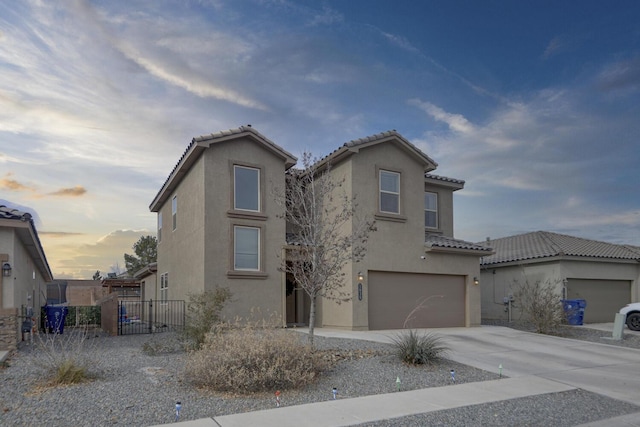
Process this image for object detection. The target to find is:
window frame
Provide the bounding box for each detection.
[233,165,261,212]
[233,225,260,271]
[379,169,401,215]
[424,191,438,229]
[157,211,162,242]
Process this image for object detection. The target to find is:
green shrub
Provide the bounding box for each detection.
[183,287,232,349]
[391,330,449,365]
[185,327,327,393]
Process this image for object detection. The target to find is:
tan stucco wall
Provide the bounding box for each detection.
[202,138,288,323]
[65,280,107,305]
[156,136,289,324]
[319,142,482,330]
[157,153,206,303]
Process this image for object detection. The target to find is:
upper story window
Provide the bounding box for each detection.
[424,192,438,229]
[234,226,260,270]
[234,165,260,212]
[379,170,400,214]
[158,212,163,242]
[171,195,177,231]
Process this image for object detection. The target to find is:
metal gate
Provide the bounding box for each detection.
[118,299,185,335]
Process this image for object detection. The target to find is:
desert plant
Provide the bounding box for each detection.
[183,287,232,349]
[33,326,101,385]
[513,278,565,334]
[391,329,449,365]
[141,333,185,355]
[185,326,327,393]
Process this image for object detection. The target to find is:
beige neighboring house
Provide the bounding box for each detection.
[0,204,53,351]
[479,231,640,323]
[134,262,157,302]
[150,126,492,330]
[47,279,108,306]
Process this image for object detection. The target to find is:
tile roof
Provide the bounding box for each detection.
[0,204,53,281]
[193,125,297,164]
[150,125,296,211]
[425,233,494,253]
[425,173,465,185]
[0,205,33,221]
[313,130,438,172]
[480,231,640,266]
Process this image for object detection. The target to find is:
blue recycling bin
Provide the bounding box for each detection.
[562,299,586,325]
[44,305,68,334]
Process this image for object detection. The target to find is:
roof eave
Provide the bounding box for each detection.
[426,245,495,256]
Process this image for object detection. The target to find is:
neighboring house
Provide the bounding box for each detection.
[479,231,640,323]
[133,262,157,302]
[46,279,108,306]
[150,126,492,330]
[0,205,53,351]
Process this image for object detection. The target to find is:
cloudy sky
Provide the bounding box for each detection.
[1,0,639,279]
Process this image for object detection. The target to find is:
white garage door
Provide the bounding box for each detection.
[368,271,465,330]
[567,279,631,323]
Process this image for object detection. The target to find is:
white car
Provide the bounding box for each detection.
[620,303,640,331]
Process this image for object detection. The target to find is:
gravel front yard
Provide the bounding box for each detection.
[1,326,639,426]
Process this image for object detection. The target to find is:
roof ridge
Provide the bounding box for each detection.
[539,231,565,256]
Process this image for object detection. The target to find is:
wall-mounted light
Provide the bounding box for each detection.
[2,262,12,277]
[357,271,364,282]
[473,276,479,286]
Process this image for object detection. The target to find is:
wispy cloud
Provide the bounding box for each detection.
[382,32,419,53]
[308,5,343,26]
[48,186,87,197]
[597,56,640,92]
[0,173,37,192]
[408,99,475,134]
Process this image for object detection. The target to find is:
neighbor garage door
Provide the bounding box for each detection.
[566,279,631,323]
[368,271,465,330]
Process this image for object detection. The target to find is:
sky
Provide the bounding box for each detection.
[1,0,639,279]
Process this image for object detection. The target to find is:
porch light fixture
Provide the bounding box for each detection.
[473,276,479,286]
[357,271,364,282]
[2,262,11,277]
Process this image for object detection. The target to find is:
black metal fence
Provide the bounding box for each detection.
[118,299,185,335]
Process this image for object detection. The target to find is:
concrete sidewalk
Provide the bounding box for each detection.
[153,376,574,427]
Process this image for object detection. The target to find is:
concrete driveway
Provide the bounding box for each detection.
[311,325,640,407]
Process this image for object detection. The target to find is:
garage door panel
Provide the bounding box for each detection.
[567,279,630,323]
[368,271,465,330]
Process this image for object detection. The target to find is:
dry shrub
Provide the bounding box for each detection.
[33,326,102,385]
[514,278,565,334]
[186,327,327,393]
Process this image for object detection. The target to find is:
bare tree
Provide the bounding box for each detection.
[275,153,376,346]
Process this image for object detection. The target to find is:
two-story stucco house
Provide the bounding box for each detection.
[150,126,492,330]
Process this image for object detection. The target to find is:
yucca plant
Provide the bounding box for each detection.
[391,330,449,365]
